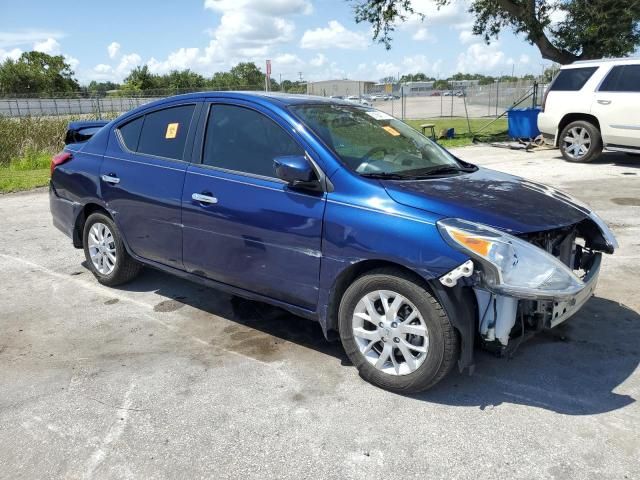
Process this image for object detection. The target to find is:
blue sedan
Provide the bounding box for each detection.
[49,92,617,392]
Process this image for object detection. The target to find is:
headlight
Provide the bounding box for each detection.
[437,218,584,299]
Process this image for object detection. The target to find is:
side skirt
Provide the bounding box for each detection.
[127,252,319,322]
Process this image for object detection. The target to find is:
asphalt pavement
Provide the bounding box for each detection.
[0,146,638,479]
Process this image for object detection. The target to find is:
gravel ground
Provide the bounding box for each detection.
[0,146,638,480]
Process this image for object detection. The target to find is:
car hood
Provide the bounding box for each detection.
[382,167,591,233]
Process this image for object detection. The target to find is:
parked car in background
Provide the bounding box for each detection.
[538,57,640,163]
[50,92,617,393]
[443,91,453,96]
[430,91,441,97]
[345,96,372,107]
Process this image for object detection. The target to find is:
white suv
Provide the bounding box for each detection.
[538,57,640,163]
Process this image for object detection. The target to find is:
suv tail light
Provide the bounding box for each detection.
[541,87,549,112]
[50,152,72,176]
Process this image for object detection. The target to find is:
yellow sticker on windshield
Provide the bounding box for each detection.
[382,125,400,136]
[165,123,179,139]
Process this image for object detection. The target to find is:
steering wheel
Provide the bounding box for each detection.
[362,146,387,161]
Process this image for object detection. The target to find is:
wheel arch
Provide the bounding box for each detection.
[72,203,112,248]
[323,259,477,372]
[556,113,601,146]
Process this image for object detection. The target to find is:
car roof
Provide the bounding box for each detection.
[563,57,640,69]
[140,91,356,109]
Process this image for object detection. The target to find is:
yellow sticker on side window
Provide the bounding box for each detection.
[382,125,400,136]
[165,123,179,139]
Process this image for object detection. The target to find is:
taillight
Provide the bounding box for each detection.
[541,89,549,112]
[50,152,72,176]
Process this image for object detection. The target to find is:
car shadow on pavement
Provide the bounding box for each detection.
[115,267,638,416]
[554,151,640,169]
[114,266,349,363]
[416,296,639,415]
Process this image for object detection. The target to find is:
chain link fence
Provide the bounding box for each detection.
[0,81,544,120]
[367,80,544,120]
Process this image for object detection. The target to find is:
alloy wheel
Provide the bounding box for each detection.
[352,290,429,376]
[87,222,117,275]
[563,126,591,160]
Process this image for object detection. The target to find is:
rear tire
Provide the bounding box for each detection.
[559,120,602,163]
[83,212,142,286]
[338,269,459,393]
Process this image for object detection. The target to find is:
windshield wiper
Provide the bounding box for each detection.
[398,165,468,179]
[359,172,411,179]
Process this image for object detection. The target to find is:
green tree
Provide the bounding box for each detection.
[87,80,120,94]
[122,65,159,92]
[0,51,79,95]
[208,71,239,90]
[350,0,640,64]
[433,79,450,89]
[229,62,266,88]
[163,69,206,91]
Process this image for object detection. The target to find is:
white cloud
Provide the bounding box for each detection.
[204,0,312,16]
[309,53,327,67]
[519,54,530,65]
[0,30,64,48]
[369,54,443,81]
[107,42,120,59]
[196,0,311,72]
[300,21,368,50]
[456,42,506,73]
[410,0,472,24]
[33,38,61,55]
[148,47,200,74]
[64,54,79,70]
[458,29,475,44]
[116,52,142,77]
[412,28,433,41]
[94,64,112,73]
[549,7,568,26]
[0,47,22,62]
[401,0,473,39]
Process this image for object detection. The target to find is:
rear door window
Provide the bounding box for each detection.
[549,67,598,91]
[118,104,196,160]
[137,104,195,160]
[599,65,640,92]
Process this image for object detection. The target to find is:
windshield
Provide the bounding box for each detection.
[290,104,464,178]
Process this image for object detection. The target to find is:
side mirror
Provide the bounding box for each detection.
[273,155,317,186]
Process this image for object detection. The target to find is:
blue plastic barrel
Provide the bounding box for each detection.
[508,107,541,139]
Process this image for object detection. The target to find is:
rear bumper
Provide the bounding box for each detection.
[49,184,77,241]
[537,112,558,145]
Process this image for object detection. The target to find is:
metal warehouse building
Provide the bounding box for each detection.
[306,79,375,97]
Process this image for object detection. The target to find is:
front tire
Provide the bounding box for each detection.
[338,269,459,393]
[559,120,602,163]
[83,212,142,286]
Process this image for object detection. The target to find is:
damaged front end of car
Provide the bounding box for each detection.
[437,215,617,358]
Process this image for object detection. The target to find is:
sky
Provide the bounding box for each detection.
[0,0,550,85]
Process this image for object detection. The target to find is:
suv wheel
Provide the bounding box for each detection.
[559,120,602,163]
[338,269,459,393]
[83,212,142,286]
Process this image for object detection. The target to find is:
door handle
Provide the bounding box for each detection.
[597,99,612,105]
[192,193,218,204]
[101,174,120,184]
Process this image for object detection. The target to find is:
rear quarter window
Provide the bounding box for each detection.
[599,64,640,92]
[549,67,598,91]
[119,116,144,151]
